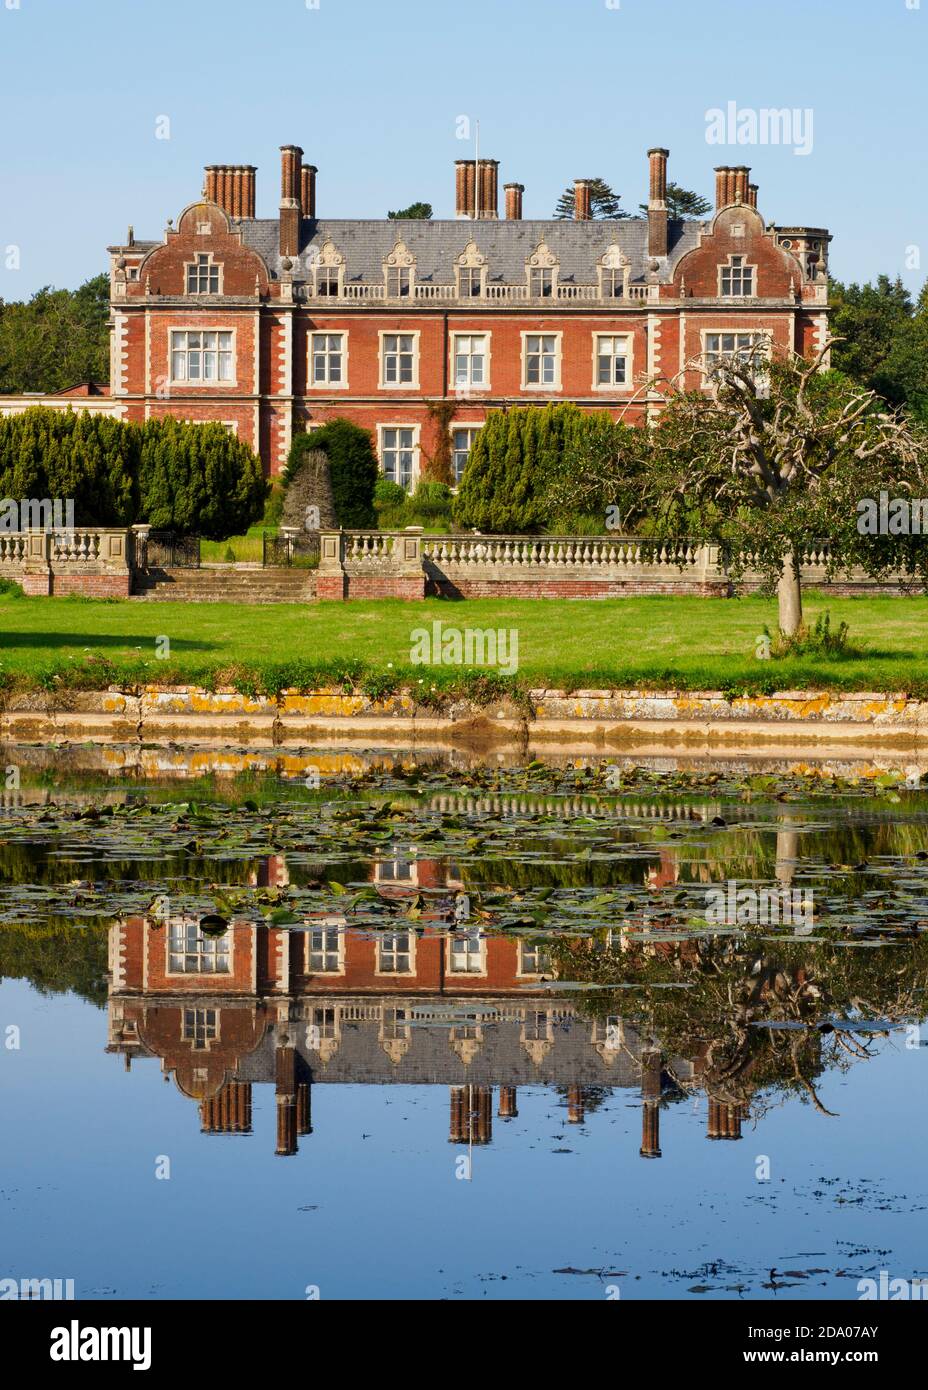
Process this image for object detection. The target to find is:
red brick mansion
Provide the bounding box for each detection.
[8,143,832,488]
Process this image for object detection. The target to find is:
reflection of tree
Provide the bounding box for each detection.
[0,922,109,1006]
[550,934,928,1119]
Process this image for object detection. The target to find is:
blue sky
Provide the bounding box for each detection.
[1,0,925,298]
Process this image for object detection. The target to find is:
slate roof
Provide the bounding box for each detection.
[237,216,704,286]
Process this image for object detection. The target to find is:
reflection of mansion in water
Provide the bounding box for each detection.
[106,861,750,1158]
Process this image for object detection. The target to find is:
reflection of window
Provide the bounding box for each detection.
[596,335,629,387]
[525,334,558,386]
[310,333,344,385]
[450,933,484,973]
[378,856,413,881]
[720,255,754,298]
[522,1009,551,1042]
[169,923,230,974]
[170,330,233,382]
[382,1007,410,1040]
[186,254,220,294]
[452,427,481,483]
[379,931,412,973]
[183,1007,218,1049]
[519,942,551,975]
[453,334,487,388]
[308,926,340,972]
[309,1006,337,1040]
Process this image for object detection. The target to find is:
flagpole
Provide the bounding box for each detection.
[474,119,479,221]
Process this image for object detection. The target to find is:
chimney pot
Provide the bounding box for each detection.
[477,159,499,219]
[301,164,317,219]
[279,145,303,258]
[747,182,759,210]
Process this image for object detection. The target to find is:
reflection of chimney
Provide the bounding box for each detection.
[504,183,524,220]
[275,1042,298,1156]
[297,1077,312,1136]
[647,147,669,258]
[707,1099,744,1140]
[567,1084,585,1124]
[640,1048,662,1157]
[498,1085,518,1118]
[450,1085,466,1142]
[574,178,592,221]
[640,1104,661,1158]
[200,1081,253,1134]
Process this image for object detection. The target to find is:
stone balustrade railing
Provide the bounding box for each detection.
[308,282,660,306]
[0,528,131,596]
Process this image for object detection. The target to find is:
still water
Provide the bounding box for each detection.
[2,747,927,1300]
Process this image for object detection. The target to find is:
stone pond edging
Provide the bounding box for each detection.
[2,685,927,752]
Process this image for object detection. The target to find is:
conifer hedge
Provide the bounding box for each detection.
[284,419,378,528]
[0,408,267,539]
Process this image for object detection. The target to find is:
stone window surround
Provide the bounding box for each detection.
[718,252,757,299]
[169,327,237,387]
[592,332,634,392]
[185,251,222,296]
[450,331,491,391]
[307,921,346,975]
[378,422,421,489]
[308,329,349,389]
[446,933,487,976]
[521,330,563,390]
[375,929,417,976]
[378,329,421,390]
[699,327,772,390]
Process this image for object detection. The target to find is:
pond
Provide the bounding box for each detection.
[2,746,927,1301]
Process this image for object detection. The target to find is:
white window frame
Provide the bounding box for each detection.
[521,331,562,390]
[451,332,490,391]
[719,254,756,299]
[306,921,345,975]
[314,264,343,298]
[517,941,552,978]
[592,333,633,392]
[447,931,487,976]
[183,1006,220,1050]
[456,264,486,300]
[185,252,222,296]
[379,331,420,389]
[166,921,232,976]
[378,423,420,490]
[169,328,236,386]
[308,330,348,389]
[699,329,771,390]
[376,930,416,976]
[451,425,482,484]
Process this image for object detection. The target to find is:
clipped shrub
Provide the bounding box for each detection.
[285,419,378,528]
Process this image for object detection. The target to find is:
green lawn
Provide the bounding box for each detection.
[1,591,927,695]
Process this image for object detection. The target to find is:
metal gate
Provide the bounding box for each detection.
[141,532,201,569]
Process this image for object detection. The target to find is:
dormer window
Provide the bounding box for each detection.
[720,254,755,298]
[317,266,340,297]
[186,253,220,295]
[387,266,412,298]
[454,241,487,299]
[526,242,559,300]
[384,241,416,300]
[530,267,554,298]
[597,244,630,301]
[311,240,345,298]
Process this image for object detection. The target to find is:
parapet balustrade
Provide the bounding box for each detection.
[306,282,660,306]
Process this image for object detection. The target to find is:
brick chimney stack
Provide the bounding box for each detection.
[477,159,499,219]
[647,147,670,257]
[574,178,592,221]
[279,144,303,258]
[715,166,731,210]
[455,160,475,218]
[748,182,759,210]
[733,166,751,205]
[301,164,318,220]
[205,166,256,219]
[504,183,524,220]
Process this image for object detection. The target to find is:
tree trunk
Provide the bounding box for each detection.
[777,548,803,636]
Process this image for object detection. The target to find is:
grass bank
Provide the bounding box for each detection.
[1,591,928,699]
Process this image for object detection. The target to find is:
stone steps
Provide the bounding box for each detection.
[131,566,316,603]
